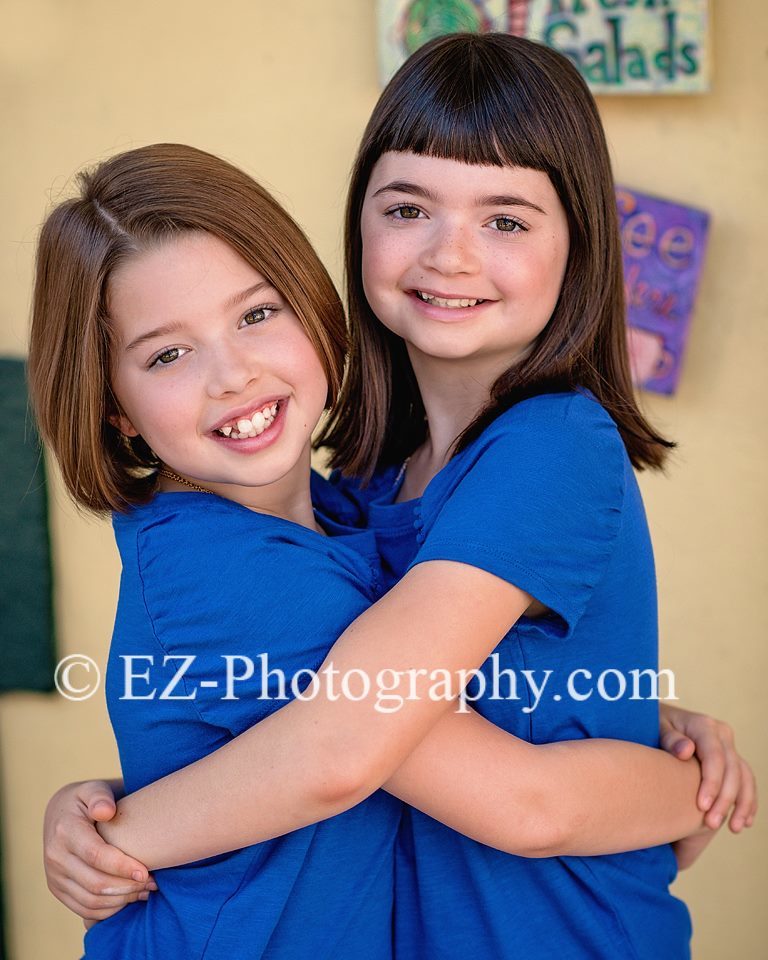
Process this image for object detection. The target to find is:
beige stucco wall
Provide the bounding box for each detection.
[1,2,765,957]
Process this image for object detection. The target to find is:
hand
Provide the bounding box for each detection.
[659,702,758,832]
[44,780,156,922]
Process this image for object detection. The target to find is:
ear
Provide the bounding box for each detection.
[108,411,140,438]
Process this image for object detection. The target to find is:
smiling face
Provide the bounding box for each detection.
[360,152,570,378]
[108,232,328,506]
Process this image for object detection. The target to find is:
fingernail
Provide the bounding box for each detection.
[700,796,712,809]
[732,818,743,831]
[147,882,158,891]
[132,871,146,882]
[711,813,723,828]
[139,891,150,901]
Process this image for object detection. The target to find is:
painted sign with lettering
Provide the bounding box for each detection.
[377,0,710,94]
[618,185,710,394]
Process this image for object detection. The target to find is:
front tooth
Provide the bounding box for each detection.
[251,411,265,430]
[237,419,252,433]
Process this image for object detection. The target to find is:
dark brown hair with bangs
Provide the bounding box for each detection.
[28,143,346,513]
[317,32,673,477]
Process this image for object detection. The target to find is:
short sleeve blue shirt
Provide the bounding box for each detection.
[84,490,400,960]
[318,391,692,960]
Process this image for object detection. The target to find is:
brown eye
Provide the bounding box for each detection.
[154,348,181,366]
[239,306,278,328]
[397,205,421,219]
[494,217,519,232]
[242,308,268,325]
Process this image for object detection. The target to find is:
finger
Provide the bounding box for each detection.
[89,798,118,822]
[694,731,726,811]
[60,853,151,898]
[55,885,134,923]
[729,759,757,832]
[75,781,118,821]
[57,874,148,914]
[50,816,149,885]
[81,834,151,883]
[659,728,696,761]
[704,750,741,829]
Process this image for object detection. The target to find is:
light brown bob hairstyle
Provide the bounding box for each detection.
[28,143,347,514]
[317,33,673,478]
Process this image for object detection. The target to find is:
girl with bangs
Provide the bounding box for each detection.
[42,36,755,960]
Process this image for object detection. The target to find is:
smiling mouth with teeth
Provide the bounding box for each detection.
[414,291,486,308]
[215,401,281,440]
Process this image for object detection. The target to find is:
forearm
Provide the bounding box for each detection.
[384,708,704,856]
[98,562,529,869]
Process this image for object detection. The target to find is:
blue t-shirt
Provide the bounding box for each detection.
[316,391,692,960]
[84,491,400,960]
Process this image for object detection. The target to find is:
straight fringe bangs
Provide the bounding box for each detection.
[317,33,674,479]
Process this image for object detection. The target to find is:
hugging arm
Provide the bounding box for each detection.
[91,562,709,867]
[45,686,756,919]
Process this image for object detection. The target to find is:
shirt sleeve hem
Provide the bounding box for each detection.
[406,538,582,638]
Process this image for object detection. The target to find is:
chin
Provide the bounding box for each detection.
[408,333,486,362]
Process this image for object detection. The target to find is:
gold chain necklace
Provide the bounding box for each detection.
[158,469,212,494]
[393,456,411,490]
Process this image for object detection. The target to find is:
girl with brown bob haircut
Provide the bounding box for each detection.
[28,142,347,513]
[42,40,754,960]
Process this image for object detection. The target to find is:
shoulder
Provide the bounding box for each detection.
[487,390,622,449]
[117,494,305,604]
[125,493,378,627]
[450,391,626,492]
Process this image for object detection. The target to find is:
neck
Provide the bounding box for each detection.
[406,346,512,467]
[159,445,322,533]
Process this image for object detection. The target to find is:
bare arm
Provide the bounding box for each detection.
[45,699,756,920]
[98,562,703,867]
[384,707,703,856]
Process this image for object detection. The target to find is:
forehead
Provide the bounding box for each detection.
[365,152,559,207]
[107,233,267,325]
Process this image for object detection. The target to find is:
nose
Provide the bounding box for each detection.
[205,340,262,399]
[418,218,481,276]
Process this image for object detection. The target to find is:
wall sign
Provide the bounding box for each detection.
[618,186,710,394]
[377,0,711,94]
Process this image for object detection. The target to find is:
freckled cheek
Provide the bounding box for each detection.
[363,231,408,287]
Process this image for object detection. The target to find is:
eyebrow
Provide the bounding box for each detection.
[372,180,441,203]
[125,281,274,352]
[224,280,273,310]
[371,180,547,216]
[479,195,547,216]
[126,320,186,352]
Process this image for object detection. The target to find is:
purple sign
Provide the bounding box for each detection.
[617,185,710,394]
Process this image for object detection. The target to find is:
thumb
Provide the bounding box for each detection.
[78,781,118,821]
[660,728,695,761]
[89,796,118,821]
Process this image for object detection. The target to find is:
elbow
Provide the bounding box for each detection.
[306,738,386,812]
[511,796,582,858]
